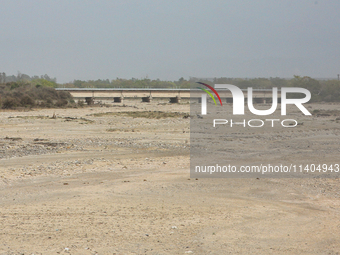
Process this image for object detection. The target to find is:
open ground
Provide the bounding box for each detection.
[0,100,340,254]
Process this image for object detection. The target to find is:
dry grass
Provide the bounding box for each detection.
[106,128,136,132]
[313,109,340,117]
[8,115,94,123]
[92,111,189,119]
[8,115,50,119]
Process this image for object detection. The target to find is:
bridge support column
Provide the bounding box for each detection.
[113,97,123,103]
[142,96,152,103]
[85,97,94,105]
[265,98,273,104]
[169,96,181,103]
[252,98,266,104]
[226,98,233,103]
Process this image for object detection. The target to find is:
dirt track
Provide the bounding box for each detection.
[0,101,340,254]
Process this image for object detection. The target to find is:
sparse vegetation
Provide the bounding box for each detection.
[77,100,85,107]
[106,128,136,132]
[8,115,95,124]
[92,111,189,119]
[312,109,340,117]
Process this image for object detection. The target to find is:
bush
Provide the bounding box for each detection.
[10,82,20,90]
[58,91,72,100]
[77,100,85,107]
[55,99,68,107]
[20,95,35,107]
[0,82,74,109]
[2,97,19,109]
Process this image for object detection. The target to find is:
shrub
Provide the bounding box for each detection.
[20,95,35,107]
[77,100,85,107]
[55,99,68,107]
[2,97,19,109]
[0,82,73,109]
[58,91,72,100]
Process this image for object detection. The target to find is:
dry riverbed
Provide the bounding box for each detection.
[0,100,340,254]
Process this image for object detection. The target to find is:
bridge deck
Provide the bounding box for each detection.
[56,88,279,99]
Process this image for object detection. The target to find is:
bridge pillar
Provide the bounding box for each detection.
[142,96,152,103]
[253,98,264,104]
[113,97,123,103]
[169,96,181,103]
[265,98,273,104]
[85,97,94,105]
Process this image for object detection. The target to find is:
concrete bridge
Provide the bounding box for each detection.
[56,88,280,103]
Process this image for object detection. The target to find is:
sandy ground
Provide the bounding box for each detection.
[0,100,340,255]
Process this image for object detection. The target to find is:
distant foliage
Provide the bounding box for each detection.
[31,78,58,88]
[64,76,340,102]
[1,72,57,83]
[194,76,340,102]
[68,77,188,89]
[318,80,340,102]
[1,72,339,103]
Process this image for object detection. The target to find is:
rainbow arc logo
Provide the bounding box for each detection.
[196,82,223,106]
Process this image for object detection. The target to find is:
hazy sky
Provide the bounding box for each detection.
[0,0,339,83]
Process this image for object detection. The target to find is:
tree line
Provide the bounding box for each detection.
[1,72,340,102]
[66,76,340,102]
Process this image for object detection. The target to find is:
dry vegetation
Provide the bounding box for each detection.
[91,110,190,119]
[0,82,73,109]
[312,109,340,117]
